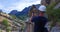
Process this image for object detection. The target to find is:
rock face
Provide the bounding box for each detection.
[51,27,60,32]
[54,3,60,9]
[41,0,51,5]
[41,0,60,5]
[50,22,60,32]
[9,10,18,15]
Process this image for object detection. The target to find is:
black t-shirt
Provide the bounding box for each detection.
[31,16,48,32]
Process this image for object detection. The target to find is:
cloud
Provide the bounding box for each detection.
[0,0,41,13]
[0,3,4,9]
[12,0,41,10]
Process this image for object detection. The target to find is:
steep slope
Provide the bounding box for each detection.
[9,4,40,16]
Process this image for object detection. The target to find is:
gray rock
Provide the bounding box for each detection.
[54,2,60,9]
[51,26,60,32]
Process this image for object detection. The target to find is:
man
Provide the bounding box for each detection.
[39,1,48,18]
[31,12,48,32]
[31,2,48,32]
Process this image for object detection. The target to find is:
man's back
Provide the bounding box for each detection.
[31,16,48,32]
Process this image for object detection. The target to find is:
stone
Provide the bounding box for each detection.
[51,26,60,32]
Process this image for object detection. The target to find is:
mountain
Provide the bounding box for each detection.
[15,4,40,16]
[9,10,18,15]
[9,4,40,19]
[0,9,2,12]
[15,6,31,16]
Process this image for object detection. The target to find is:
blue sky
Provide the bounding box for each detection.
[0,0,41,13]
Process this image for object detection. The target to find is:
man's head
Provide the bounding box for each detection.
[39,11,45,16]
[38,5,46,16]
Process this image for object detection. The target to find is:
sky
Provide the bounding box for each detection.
[0,0,41,13]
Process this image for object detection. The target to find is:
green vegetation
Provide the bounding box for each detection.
[18,15,28,20]
[2,19,9,26]
[46,2,60,30]
[2,19,10,32]
[0,29,2,32]
[10,15,16,19]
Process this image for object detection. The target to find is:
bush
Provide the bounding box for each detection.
[2,19,9,27]
[2,19,10,32]
[46,2,60,30]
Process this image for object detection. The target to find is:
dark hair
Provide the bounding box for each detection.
[30,5,36,11]
[32,5,36,8]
